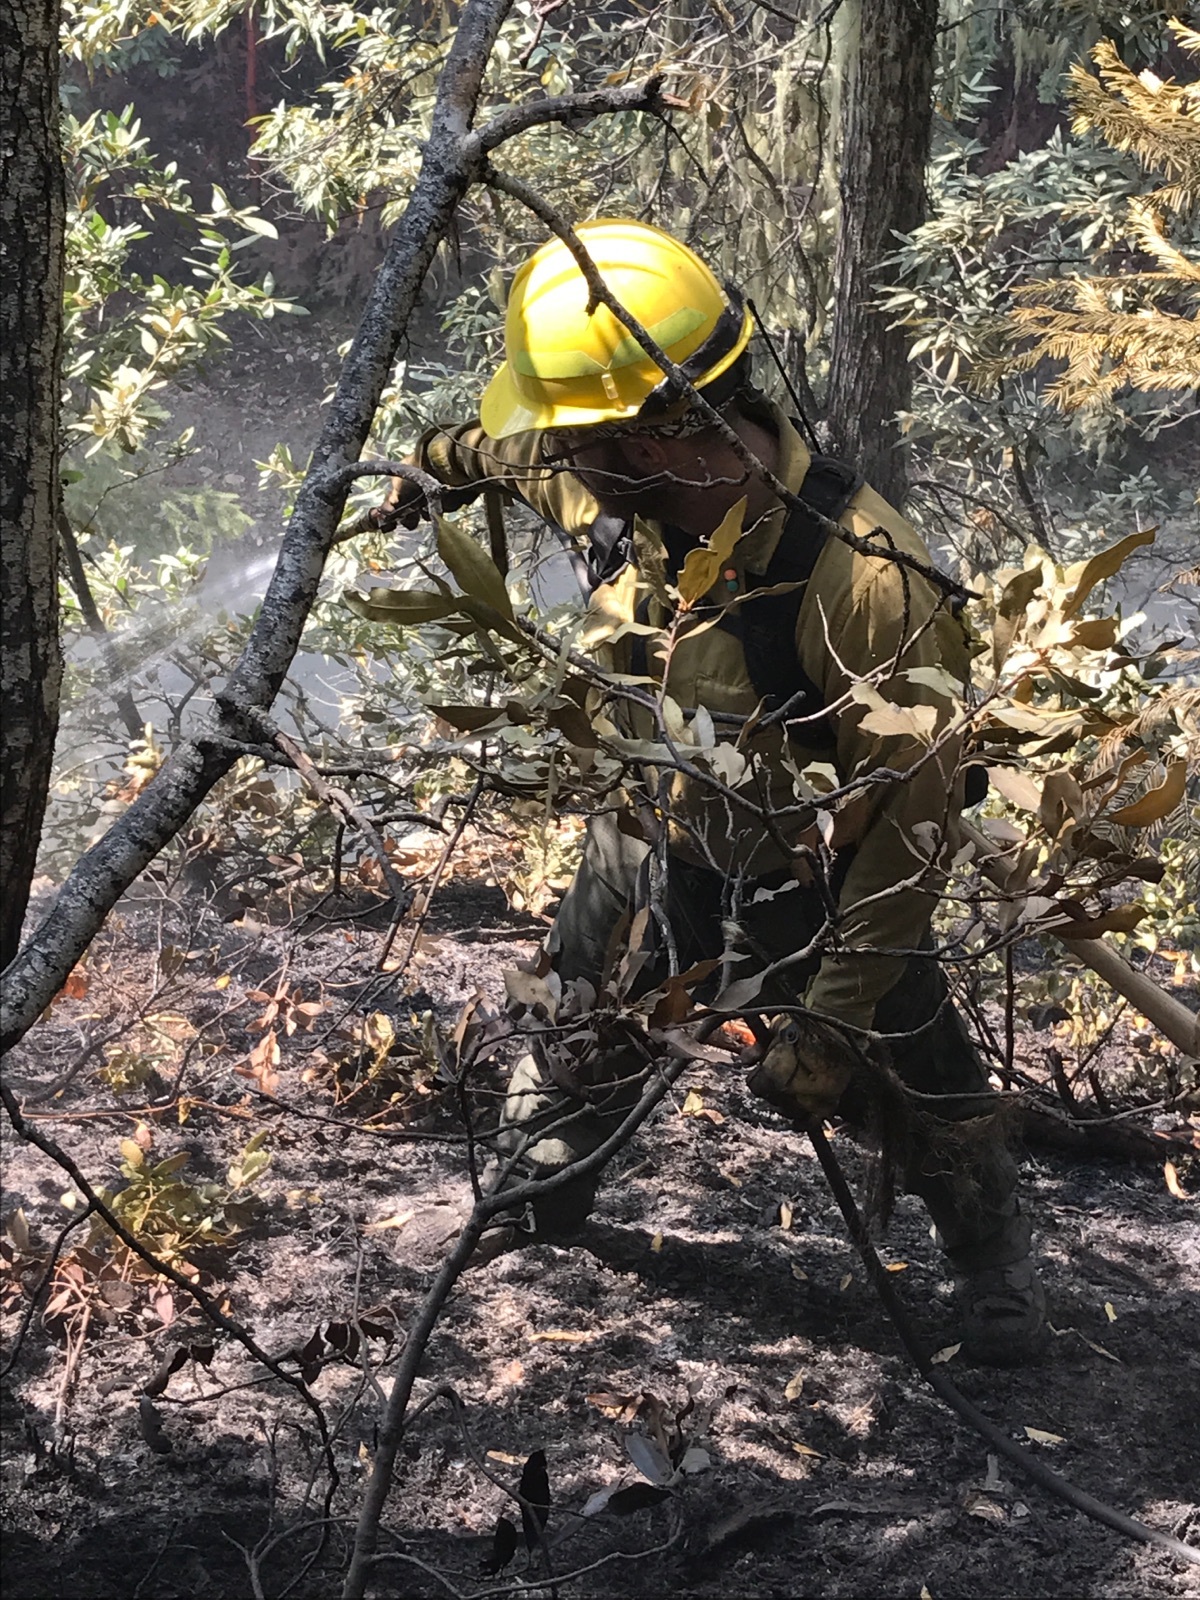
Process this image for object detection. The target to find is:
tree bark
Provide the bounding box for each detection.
[0,0,65,970]
[825,0,937,510]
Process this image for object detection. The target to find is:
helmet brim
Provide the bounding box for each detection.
[479,305,753,441]
[479,358,643,440]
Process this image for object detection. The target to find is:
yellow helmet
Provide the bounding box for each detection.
[479,218,752,440]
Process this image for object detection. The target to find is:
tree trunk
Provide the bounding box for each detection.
[0,0,65,971]
[825,0,937,510]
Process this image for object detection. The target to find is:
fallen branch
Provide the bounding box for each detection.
[1020,1102,1197,1162]
[806,1118,1200,1569]
[960,819,1199,1059]
[340,1033,701,1599]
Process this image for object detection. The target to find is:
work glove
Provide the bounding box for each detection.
[368,471,427,532]
[741,1011,859,1123]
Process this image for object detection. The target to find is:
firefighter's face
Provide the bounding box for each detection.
[542,428,694,519]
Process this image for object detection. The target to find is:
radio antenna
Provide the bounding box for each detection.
[746,296,822,455]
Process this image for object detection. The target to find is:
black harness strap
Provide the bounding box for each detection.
[719,454,862,748]
[623,452,863,750]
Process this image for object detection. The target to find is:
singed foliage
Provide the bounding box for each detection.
[998,18,1200,410]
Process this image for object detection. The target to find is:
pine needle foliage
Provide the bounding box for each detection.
[998,18,1199,412]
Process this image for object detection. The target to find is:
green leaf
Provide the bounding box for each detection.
[344,586,461,625]
[151,1152,191,1177]
[237,215,279,240]
[436,516,513,620]
[677,498,746,608]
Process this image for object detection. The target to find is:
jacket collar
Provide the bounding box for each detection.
[733,393,811,574]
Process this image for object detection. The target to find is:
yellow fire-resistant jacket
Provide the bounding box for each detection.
[395,397,972,1029]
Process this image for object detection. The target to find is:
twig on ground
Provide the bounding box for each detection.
[380,777,485,975]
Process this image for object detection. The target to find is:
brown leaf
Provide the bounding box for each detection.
[1062,528,1156,619]
[1108,759,1188,828]
[138,1394,173,1454]
[1023,1425,1065,1445]
[677,498,745,607]
[587,1390,641,1421]
[992,565,1044,673]
[62,966,89,1000]
[1054,903,1147,939]
[963,1491,1006,1524]
[1164,1161,1189,1200]
[142,1345,191,1397]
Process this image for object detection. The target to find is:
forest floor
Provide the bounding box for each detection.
[2,868,1198,1600]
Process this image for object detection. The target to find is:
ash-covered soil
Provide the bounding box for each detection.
[2,881,1198,1600]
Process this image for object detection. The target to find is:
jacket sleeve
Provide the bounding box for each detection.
[389,422,599,541]
[798,525,965,1030]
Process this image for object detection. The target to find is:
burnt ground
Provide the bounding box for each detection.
[2,876,1199,1600]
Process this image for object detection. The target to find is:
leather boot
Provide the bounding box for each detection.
[941,1205,1048,1366]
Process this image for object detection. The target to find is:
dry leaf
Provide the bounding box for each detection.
[364,1210,415,1233]
[784,1372,805,1402]
[529,1329,595,1344]
[1108,758,1187,828]
[486,1450,523,1466]
[963,1491,1006,1524]
[681,1089,725,1125]
[930,1343,961,1365]
[214,974,232,990]
[885,1262,908,1273]
[1024,1426,1065,1445]
[62,965,89,1000]
[1104,1301,1117,1322]
[1079,1334,1121,1364]
[791,1263,808,1281]
[1164,1161,1189,1200]
[5,1209,30,1252]
[650,1232,664,1252]
[677,497,746,607]
[496,1359,524,1387]
[587,1391,640,1421]
[779,1200,793,1231]
[920,1587,935,1599]
[791,1440,823,1458]
[838,1272,852,1291]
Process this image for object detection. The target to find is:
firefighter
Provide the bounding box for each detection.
[370,219,1046,1364]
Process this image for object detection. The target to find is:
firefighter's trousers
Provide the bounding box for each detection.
[498,813,1028,1270]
